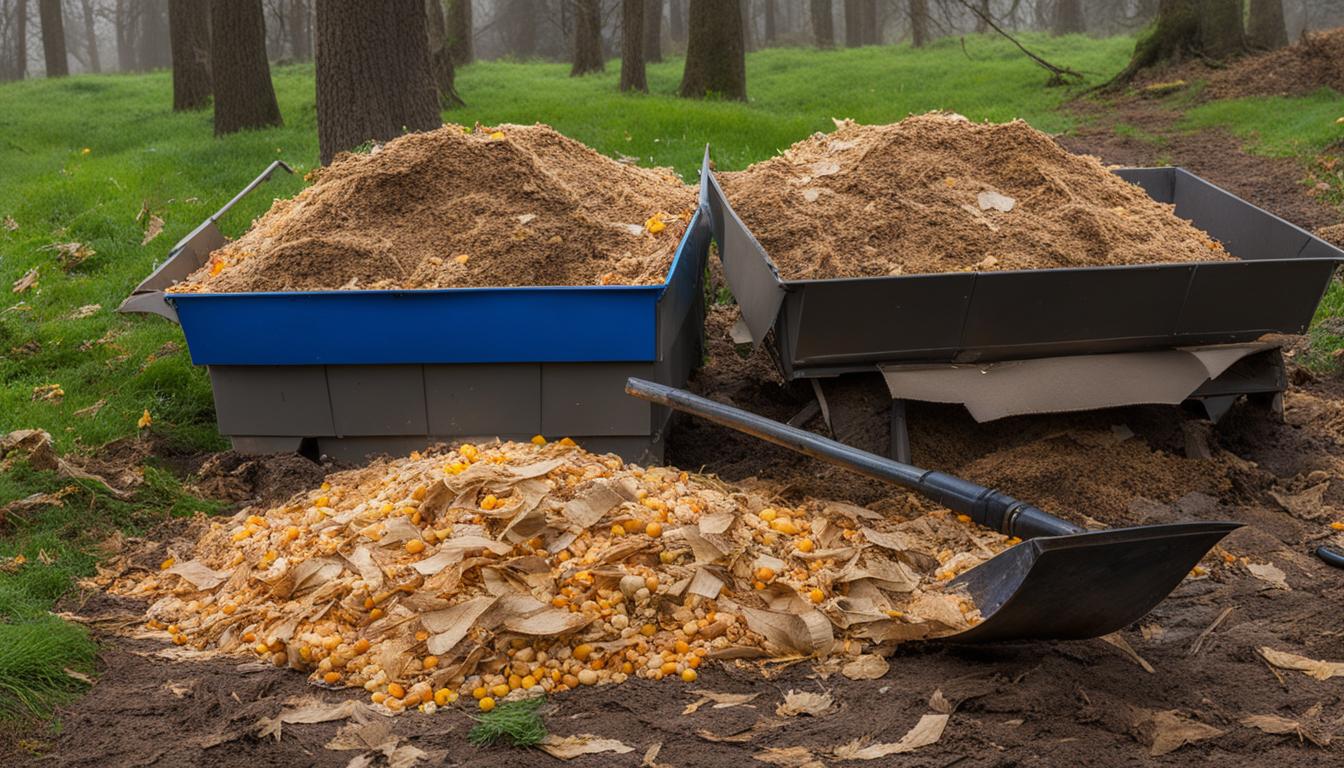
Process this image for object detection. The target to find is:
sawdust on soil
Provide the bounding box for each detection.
[169,124,696,292]
[716,113,1232,280]
[1201,28,1344,100]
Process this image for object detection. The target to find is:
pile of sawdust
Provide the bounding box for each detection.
[102,440,1006,715]
[169,124,696,292]
[718,114,1233,280]
[1203,29,1344,100]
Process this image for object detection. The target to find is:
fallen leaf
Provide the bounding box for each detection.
[3,215,16,231]
[32,384,64,403]
[255,696,376,741]
[1258,647,1344,680]
[1269,483,1329,521]
[1240,714,1330,747]
[164,559,231,590]
[683,689,759,714]
[44,241,94,270]
[11,267,37,293]
[137,409,153,429]
[841,654,889,680]
[776,689,832,717]
[1132,708,1224,757]
[928,688,953,714]
[641,741,661,767]
[540,734,634,759]
[142,214,164,245]
[68,303,101,319]
[1101,633,1155,673]
[1246,562,1290,591]
[64,667,94,685]
[833,713,949,759]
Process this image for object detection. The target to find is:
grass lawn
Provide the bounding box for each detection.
[0,31,1341,734]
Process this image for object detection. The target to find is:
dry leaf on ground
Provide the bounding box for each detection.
[540,734,634,759]
[1132,708,1224,757]
[754,746,825,768]
[1258,647,1344,680]
[142,214,165,245]
[776,689,832,717]
[833,713,949,759]
[841,654,889,680]
[1101,633,1155,673]
[1240,714,1331,747]
[256,696,377,741]
[11,267,37,293]
[683,689,760,714]
[3,215,17,231]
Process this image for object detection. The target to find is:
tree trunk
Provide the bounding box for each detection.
[502,0,535,58]
[315,0,440,164]
[810,0,833,48]
[169,0,210,110]
[1198,0,1242,59]
[861,0,878,44]
[740,0,752,51]
[763,0,775,43]
[80,0,101,72]
[115,0,134,71]
[644,0,662,62]
[1053,0,1084,35]
[571,0,602,75]
[621,0,646,91]
[212,0,282,136]
[38,0,67,76]
[909,0,927,48]
[447,0,471,64]
[289,0,311,59]
[1246,0,1286,50]
[425,0,463,106]
[679,0,744,99]
[138,0,170,70]
[668,0,685,43]
[14,0,29,79]
[843,0,859,46]
[974,0,988,33]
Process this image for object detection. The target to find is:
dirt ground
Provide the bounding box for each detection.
[16,108,1344,767]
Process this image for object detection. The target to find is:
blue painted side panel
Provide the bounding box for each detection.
[172,210,707,366]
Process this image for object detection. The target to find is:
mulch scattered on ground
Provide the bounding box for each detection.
[717,113,1232,279]
[170,124,696,292]
[1202,28,1344,100]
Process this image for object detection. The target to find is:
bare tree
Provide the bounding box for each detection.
[447,0,471,64]
[909,0,927,47]
[425,0,463,106]
[79,0,100,72]
[810,0,832,47]
[644,0,662,61]
[115,0,138,71]
[138,0,169,69]
[843,0,858,45]
[621,0,645,90]
[211,0,282,135]
[861,0,877,44]
[315,0,440,164]
[169,0,210,109]
[763,0,775,42]
[679,0,744,99]
[668,0,684,43]
[1246,0,1286,50]
[571,0,603,74]
[38,0,67,75]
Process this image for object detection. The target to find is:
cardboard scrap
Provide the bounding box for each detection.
[1246,562,1290,591]
[540,734,634,759]
[1258,647,1344,681]
[833,713,949,759]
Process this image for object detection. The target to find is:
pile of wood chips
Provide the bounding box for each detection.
[106,439,1010,715]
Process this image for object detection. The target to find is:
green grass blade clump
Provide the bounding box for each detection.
[0,615,96,719]
[468,696,548,748]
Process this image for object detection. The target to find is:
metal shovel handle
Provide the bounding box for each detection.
[627,378,1083,540]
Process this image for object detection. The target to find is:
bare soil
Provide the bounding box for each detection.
[717,113,1232,280]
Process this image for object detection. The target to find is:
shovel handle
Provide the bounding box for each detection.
[627,378,1083,540]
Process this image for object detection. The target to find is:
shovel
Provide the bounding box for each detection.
[627,378,1241,643]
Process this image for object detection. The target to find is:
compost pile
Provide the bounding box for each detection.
[1202,28,1344,100]
[169,124,696,292]
[106,440,1007,715]
[718,113,1233,279]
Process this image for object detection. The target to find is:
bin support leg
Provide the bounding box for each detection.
[890,399,911,464]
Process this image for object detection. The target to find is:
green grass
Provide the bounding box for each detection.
[469,697,548,747]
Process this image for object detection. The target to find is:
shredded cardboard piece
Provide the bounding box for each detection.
[840,654,889,680]
[833,713,949,759]
[1258,647,1344,681]
[1268,483,1330,521]
[109,441,1002,715]
[1246,561,1290,591]
[540,734,635,759]
[776,689,833,717]
[170,124,694,292]
[1132,708,1224,757]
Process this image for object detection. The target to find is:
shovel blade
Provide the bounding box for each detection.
[946,521,1241,643]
